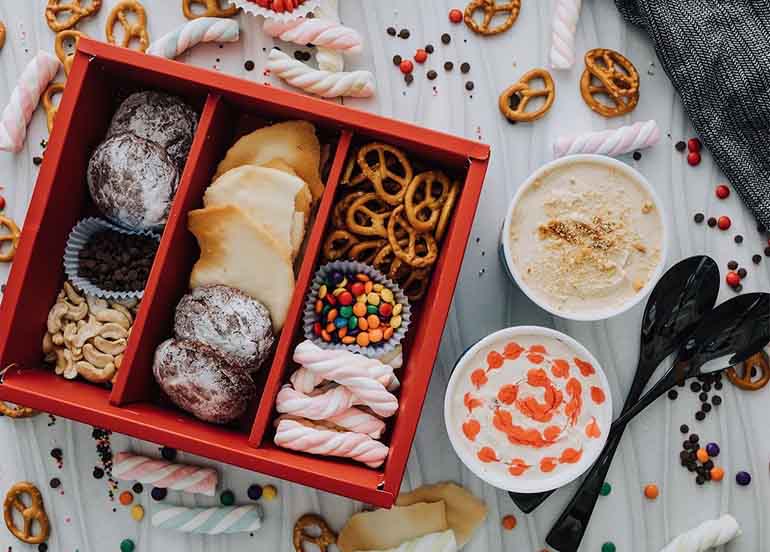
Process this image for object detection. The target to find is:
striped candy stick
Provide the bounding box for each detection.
[113,452,218,496]
[152,504,263,534]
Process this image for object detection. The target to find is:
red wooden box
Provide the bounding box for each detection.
[0,39,489,507]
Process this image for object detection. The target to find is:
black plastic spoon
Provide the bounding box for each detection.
[508,255,720,513]
[546,292,770,552]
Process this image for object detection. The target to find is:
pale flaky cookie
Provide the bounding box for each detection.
[214,121,324,200]
[188,204,295,331]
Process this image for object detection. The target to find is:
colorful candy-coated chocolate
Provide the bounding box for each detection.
[449,8,463,23]
[643,483,659,499]
[717,216,731,230]
[687,151,701,166]
[696,448,709,463]
[599,481,611,496]
[262,485,278,500]
[706,442,720,457]
[131,504,145,521]
[247,484,263,501]
[501,514,517,530]
[735,471,751,485]
[220,489,235,506]
[715,185,730,199]
[119,490,134,505]
[710,467,724,481]
[120,539,135,552]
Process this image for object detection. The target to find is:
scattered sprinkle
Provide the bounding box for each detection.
[599,482,611,496]
[501,514,517,530]
[262,485,278,500]
[643,484,659,499]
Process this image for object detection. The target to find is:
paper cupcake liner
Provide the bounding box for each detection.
[231,0,321,22]
[303,261,411,358]
[63,217,160,301]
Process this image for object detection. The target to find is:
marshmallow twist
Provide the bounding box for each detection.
[554,120,660,158]
[326,407,386,439]
[113,452,218,496]
[314,0,344,73]
[660,515,741,552]
[550,0,582,69]
[263,15,362,54]
[290,365,399,394]
[267,49,375,98]
[293,340,398,417]
[0,51,61,153]
[275,419,388,468]
[147,17,239,59]
[152,504,263,535]
[276,384,354,419]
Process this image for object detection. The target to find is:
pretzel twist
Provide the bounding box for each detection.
[45,0,102,32]
[499,68,556,123]
[3,482,50,545]
[106,0,150,52]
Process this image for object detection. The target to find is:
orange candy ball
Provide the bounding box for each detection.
[710,467,725,481]
[643,484,659,500]
[501,514,517,530]
[119,491,134,505]
[696,448,709,463]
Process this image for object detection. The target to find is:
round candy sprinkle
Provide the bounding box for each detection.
[247,484,263,501]
[696,448,709,463]
[427,70,438,80]
[449,8,463,23]
[119,491,134,505]
[460,62,471,74]
[51,448,63,460]
[120,539,135,552]
[441,33,451,44]
[151,487,167,501]
[599,482,612,496]
[688,137,702,152]
[465,81,474,91]
[49,478,61,489]
[693,213,704,224]
[160,447,177,461]
[602,542,616,552]
[425,44,435,54]
[132,482,144,494]
[716,185,730,199]
[675,140,687,152]
[753,254,762,264]
[501,514,517,530]
[398,29,410,39]
[687,151,701,166]
[93,467,105,479]
[392,54,402,66]
[738,267,747,278]
[414,49,428,63]
[710,467,724,481]
[38,544,48,552]
[220,489,235,506]
[680,424,689,434]
[643,484,659,499]
[444,61,454,71]
[386,27,396,36]
[736,471,751,486]
[726,272,740,287]
[707,217,717,227]
[717,216,731,230]
[131,504,145,521]
[728,260,738,270]
[399,59,414,74]
[262,485,278,500]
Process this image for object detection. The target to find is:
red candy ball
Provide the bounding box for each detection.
[717,215,731,230]
[715,185,730,199]
[414,49,428,63]
[687,151,701,166]
[0,196,5,210]
[726,271,740,287]
[399,59,414,74]
[338,291,353,306]
[687,137,702,152]
[379,303,393,317]
[449,8,463,23]
[350,282,365,297]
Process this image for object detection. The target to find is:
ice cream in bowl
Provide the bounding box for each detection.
[444,326,612,493]
[501,154,667,321]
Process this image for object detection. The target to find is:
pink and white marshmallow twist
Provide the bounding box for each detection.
[554,120,660,158]
[0,51,61,153]
[326,407,386,439]
[290,365,399,394]
[276,384,354,420]
[113,452,218,496]
[550,0,582,69]
[147,17,239,60]
[263,17,363,54]
[267,49,375,98]
[293,340,398,417]
[274,419,389,468]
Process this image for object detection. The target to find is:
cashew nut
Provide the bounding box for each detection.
[109,303,133,326]
[75,360,115,384]
[42,333,54,355]
[61,349,77,379]
[47,303,68,334]
[114,297,138,310]
[82,343,114,368]
[70,315,101,349]
[63,321,78,348]
[65,300,88,321]
[115,354,123,369]
[52,332,64,346]
[95,308,130,329]
[64,281,84,305]
[86,295,108,315]
[93,336,126,356]
[98,323,128,341]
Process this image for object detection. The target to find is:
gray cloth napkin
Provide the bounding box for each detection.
[615,0,770,228]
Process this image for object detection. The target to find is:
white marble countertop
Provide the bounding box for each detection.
[1,1,768,551]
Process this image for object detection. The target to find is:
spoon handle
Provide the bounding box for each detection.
[612,361,686,428]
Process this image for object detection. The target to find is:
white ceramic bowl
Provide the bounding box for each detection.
[500,154,669,322]
[444,326,613,494]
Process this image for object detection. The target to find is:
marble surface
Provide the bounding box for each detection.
[1,1,768,551]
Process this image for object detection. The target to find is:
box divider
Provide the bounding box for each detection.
[248,129,354,447]
[110,93,231,405]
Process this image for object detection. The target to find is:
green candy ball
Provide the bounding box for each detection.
[601,542,616,552]
[599,482,612,496]
[120,539,135,552]
[220,489,235,506]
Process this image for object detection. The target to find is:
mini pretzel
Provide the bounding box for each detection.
[42,82,65,133]
[182,0,239,19]
[332,191,365,229]
[106,0,150,53]
[0,402,37,419]
[348,240,386,265]
[464,0,521,36]
[357,143,413,206]
[346,192,391,238]
[45,0,102,32]
[580,48,639,118]
[293,514,337,552]
[322,229,358,261]
[499,68,556,123]
[726,351,770,391]
[3,482,50,545]
[0,215,20,263]
[399,268,430,301]
[404,170,452,232]
[55,30,85,75]
[387,206,438,268]
[435,181,460,241]
[0,22,6,51]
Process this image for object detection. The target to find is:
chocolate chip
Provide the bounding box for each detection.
[707,217,717,227]
[425,44,435,53]
[712,395,722,405]
[465,81,474,91]
[460,62,471,73]
[427,70,437,80]
[689,433,700,443]
[398,29,410,39]
[765,246,770,257]
[738,267,747,278]
[695,411,706,421]
[694,213,705,223]
[633,151,642,161]
[703,459,714,470]
[680,424,689,434]
[444,61,454,71]
[93,467,104,479]
[702,403,712,413]
[675,141,687,152]
[667,389,678,400]
[696,475,705,484]
[728,260,738,270]
[49,478,61,489]
[387,27,397,36]
[441,33,451,44]
[404,73,414,85]
[244,60,255,71]
[699,392,708,402]
[393,54,402,65]
[753,254,762,264]
[77,229,158,292]
[734,283,743,293]
[33,156,43,166]
[690,382,701,392]
[734,234,744,244]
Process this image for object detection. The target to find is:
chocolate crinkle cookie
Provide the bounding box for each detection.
[153,339,256,424]
[87,133,179,231]
[174,285,274,373]
[107,91,198,171]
